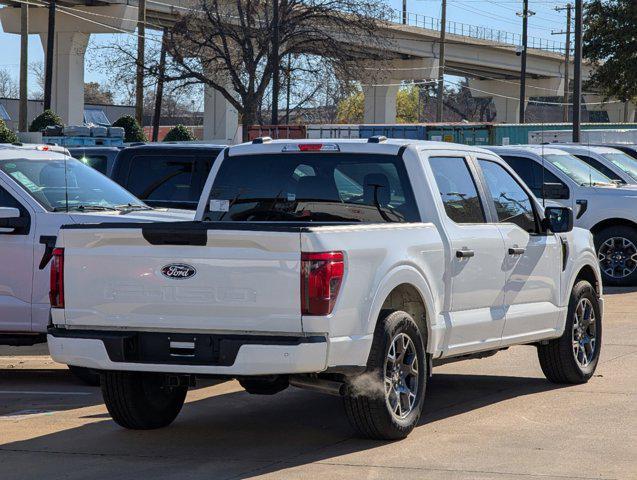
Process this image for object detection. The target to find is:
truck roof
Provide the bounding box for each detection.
[0,144,70,161]
[228,138,498,157]
[486,145,571,156]
[554,144,625,154]
[122,143,227,151]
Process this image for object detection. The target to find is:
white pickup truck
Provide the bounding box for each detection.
[48,139,603,439]
[0,145,193,381]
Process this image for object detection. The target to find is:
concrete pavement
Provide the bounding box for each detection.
[0,288,635,480]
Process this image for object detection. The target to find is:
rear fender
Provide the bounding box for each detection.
[365,265,441,355]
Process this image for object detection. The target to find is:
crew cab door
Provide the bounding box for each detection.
[476,158,561,343]
[0,181,34,332]
[427,154,507,355]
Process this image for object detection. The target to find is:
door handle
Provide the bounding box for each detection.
[508,247,526,255]
[456,249,475,258]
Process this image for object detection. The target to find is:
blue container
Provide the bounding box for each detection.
[426,124,491,145]
[358,124,427,140]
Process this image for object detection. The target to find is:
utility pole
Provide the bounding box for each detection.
[18,2,28,131]
[573,0,582,142]
[402,0,407,24]
[270,0,280,125]
[135,0,146,127]
[43,0,56,112]
[517,0,534,124]
[151,27,167,143]
[553,4,572,122]
[285,54,292,125]
[435,0,446,122]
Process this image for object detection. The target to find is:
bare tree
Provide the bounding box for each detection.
[0,68,19,98]
[161,0,392,140]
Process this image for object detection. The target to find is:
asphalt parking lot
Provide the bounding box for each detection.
[0,289,635,480]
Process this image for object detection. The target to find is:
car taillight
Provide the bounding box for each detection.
[301,251,344,315]
[49,248,65,308]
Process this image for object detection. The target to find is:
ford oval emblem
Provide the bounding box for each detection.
[161,264,197,280]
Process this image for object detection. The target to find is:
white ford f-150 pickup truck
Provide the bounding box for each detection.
[48,138,603,440]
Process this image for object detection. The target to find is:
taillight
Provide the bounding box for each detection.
[49,248,65,308]
[301,251,344,315]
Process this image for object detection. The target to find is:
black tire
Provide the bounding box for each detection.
[343,310,427,440]
[68,365,101,386]
[101,371,187,429]
[239,376,289,395]
[594,225,637,286]
[538,280,602,384]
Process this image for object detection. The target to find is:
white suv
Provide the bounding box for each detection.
[489,145,637,286]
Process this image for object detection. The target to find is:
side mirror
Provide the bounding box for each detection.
[543,206,573,233]
[542,182,569,200]
[0,207,25,232]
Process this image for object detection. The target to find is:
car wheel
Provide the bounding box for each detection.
[343,309,427,440]
[595,225,637,286]
[537,280,602,384]
[68,365,100,386]
[101,371,187,429]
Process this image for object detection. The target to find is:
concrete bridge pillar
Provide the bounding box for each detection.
[0,5,136,126]
[584,95,636,123]
[39,32,89,125]
[362,58,438,124]
[203,85,240,143]
[469,78,564,123]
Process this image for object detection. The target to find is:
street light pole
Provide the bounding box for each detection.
[553,4,572,122]
[435,0,446,122]
[19,2,28,131]
[135,0,146,127]
[518,0,533,124]
[573,0,583,142]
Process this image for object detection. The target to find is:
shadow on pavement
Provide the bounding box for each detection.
[0,372,566,480]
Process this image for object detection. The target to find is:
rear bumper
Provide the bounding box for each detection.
[47,328,331,375]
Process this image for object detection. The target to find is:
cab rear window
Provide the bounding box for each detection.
[205,153,420,223]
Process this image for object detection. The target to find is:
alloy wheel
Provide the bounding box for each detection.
[572,297,597,368]
[598,236,637,279]
[384,332,419,419]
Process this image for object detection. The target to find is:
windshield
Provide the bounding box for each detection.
[205,153,420,223]
[543,154,613,186]
[601,152,637,181]
[0,157,146,212]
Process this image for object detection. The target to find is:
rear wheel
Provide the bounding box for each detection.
[101,371,187,429]
[595,225,637,286]
[343,310,427,440]
[538,280,602,384]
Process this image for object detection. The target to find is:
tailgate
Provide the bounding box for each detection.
[58,224,303,333]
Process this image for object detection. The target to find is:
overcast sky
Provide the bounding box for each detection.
[0,0,573,102]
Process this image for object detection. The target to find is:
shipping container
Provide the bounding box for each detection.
[490,123,637,146]
[247,124,306,141]
[306,124,360,139]
[528,128,637,145]
[425,123,491,145]
[358,124,427,140]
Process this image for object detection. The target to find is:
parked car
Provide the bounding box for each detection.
[110,143,226,210]
[596,144,637,161]
[0,146,194,383]
[68,146,123,176]
[48,138,602,439]
[489,145,637,286]
[554,144,637,185]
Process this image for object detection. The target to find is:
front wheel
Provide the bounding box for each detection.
[343,310,427,440]
[537,280,602,384]
[595,225,637,286]
[101,371,187,429]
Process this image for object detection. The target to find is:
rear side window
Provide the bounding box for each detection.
[126,155,198,202]
[206,153,420,223]
[429,156,485,224]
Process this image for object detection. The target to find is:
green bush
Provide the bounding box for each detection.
[113,115,146,143]
[29,109,62,133]
[163,124,194,142]
[0,119,18,144]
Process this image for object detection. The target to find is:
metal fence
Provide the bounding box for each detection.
[389,10,567,54]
